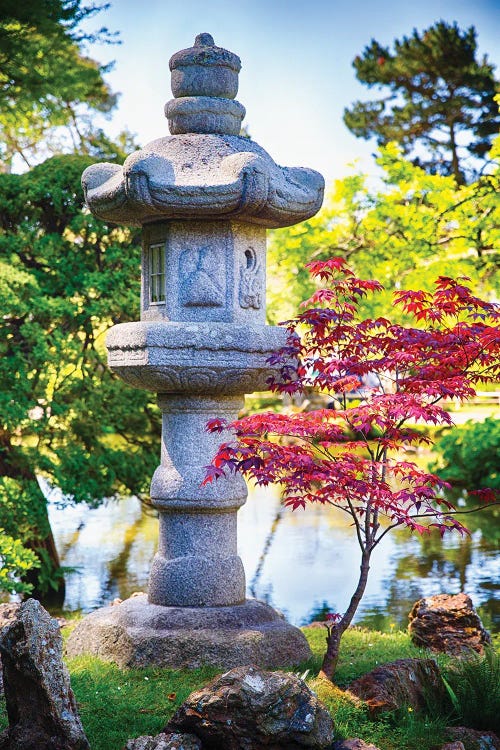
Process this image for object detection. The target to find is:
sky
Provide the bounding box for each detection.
[83,0,500,184]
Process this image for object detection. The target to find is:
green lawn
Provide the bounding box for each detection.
[4,625,497,749]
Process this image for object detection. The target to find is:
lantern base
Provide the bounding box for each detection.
[65,594,311,669]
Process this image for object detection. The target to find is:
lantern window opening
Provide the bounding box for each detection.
[149,243,166,304]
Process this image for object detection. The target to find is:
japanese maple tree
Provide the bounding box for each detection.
[204,258,500,681]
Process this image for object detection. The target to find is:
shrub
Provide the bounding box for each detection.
[442,647,500,732]
[433,417,500,489]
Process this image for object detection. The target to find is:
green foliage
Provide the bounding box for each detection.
[0,530,39,594]
[344,21,499,183]
[268,139,499,325]
[432,418,500,489]
[0,0,119,167]
[0,154,159,593]
[441,648,500,732]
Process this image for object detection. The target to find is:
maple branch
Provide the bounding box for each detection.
[410,502,500,519]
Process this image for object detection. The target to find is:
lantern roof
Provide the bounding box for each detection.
[82,34,324,228]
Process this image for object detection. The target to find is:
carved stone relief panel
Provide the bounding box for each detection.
[166,220,231,323]
[179,247,224,308]
[239,246,261,310]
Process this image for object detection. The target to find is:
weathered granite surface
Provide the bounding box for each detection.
[65,594,311,669]
[170,32,241,99]
[445,727,500,750]
[82,134,324,227]
[0,599,89,750]
[141,220,268,324]
[106,321,288,394]
[165,665,335,749]
[82,33,324,227]
[147,395,246,607]
[125,734,201,750]
[0,603,21,697]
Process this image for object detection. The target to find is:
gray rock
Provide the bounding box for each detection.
[82,134,324,228]
[65,594,311,670]
[125,733,201,750]
[169,33,241,99]
[165,96,246,136]
[440,743,466,750]
[0,598,89,750]
[409,593,491,655]
[332,741,381,750]
[166,664,335,749]
[106,322,288,394]
[348,658,445,717]
[445,727,500,750]
[83,35,323,227]
[0,603,21,696]
[0,603,21,631]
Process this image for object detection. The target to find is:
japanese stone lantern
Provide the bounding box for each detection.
[67,33,324,668]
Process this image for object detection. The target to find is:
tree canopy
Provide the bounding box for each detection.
[0,0,118,169]
[343,22,499,183]
[267,138,500,326]
[0,154,159,595]
[206,259,500,679]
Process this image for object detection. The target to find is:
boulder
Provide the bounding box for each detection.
[440,744,465,750]
[347,658,445,717]
[0,604,21,631]
[165,664,335,749]
[125,734,201,750]
[332,741,381,750]
[0,604,21,696]
[0,598,89,750]
[445,727,500,750]
[408,593,491,655]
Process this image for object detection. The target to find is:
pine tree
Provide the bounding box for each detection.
[0,0,118,170]
[344,22,499,184]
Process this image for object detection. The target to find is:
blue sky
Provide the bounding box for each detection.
[84,0,500,183]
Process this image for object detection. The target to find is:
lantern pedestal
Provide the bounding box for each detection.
[64,595,311,669]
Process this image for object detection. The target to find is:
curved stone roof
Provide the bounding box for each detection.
[82,133,324,228]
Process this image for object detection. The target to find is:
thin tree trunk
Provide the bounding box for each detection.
[318,549,371,681]
[7,466,65,604]
[449,123,464,185]
[25,521,65,606]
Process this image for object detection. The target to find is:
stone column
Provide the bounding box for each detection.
[149,395,246,607]
[66,32,325,669]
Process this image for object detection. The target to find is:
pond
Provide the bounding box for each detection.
[47,482,500,633]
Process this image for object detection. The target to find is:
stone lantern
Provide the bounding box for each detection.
[67,33,324,668]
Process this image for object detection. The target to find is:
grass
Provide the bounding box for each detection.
[68,658,221,748]
[2,625,499,748]
[0,623,476,750]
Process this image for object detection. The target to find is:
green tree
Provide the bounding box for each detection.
[267,139,500,325]
[343,22,499,183]
[0,0,118,170]
[433,417,500,490]
[0,154,159,597]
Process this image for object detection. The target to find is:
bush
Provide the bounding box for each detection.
[0,530,39,594]
[442,647,500,732]
[432,417,500,489]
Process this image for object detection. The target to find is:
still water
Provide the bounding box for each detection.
[48,483,500,632]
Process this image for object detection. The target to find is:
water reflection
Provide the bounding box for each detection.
[48,485,499,632]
